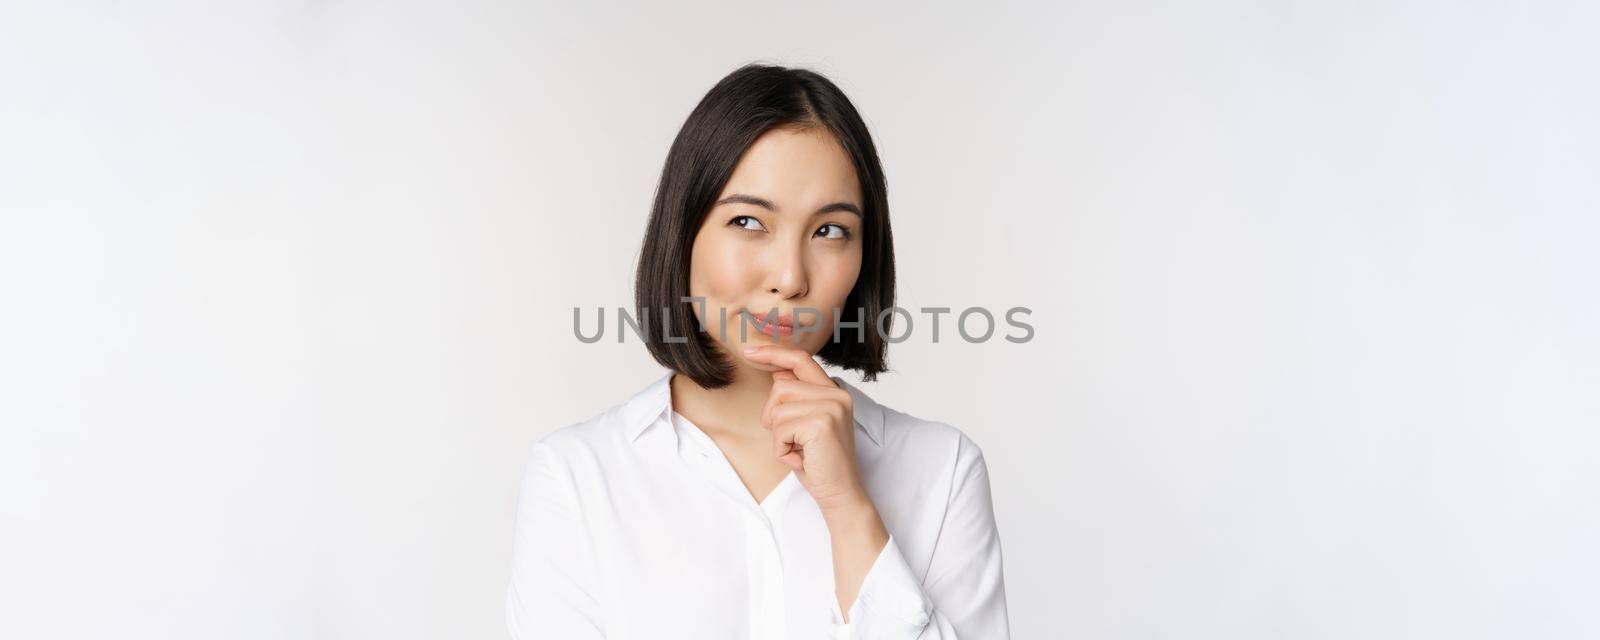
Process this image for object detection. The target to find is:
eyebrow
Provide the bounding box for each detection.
[714,193,862,218]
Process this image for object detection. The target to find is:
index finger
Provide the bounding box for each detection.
[741,345,834,387]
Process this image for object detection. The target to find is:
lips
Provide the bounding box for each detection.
[745,310,800,337]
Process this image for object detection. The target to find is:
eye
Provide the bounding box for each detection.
[729,215,766,233]
[815,223,852,240]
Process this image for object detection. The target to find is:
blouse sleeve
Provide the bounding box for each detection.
[505,442,607,639]
[828,435,1011,638]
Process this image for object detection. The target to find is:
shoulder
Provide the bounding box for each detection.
[521,403,627,473]
[520,373,671,471]
[840,378,990,474]
[879,402,989,465]
[843,385,999,534]
[540,401,630,448]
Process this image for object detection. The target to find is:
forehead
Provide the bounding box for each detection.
[719,127,861,208]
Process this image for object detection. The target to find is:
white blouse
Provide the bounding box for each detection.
[505,371,1010,639]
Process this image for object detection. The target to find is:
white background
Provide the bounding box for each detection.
[3,1,1597,638]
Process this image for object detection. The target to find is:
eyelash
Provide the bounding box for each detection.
[728,216,853,241]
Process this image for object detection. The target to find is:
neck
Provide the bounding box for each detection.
[670,363,776,439]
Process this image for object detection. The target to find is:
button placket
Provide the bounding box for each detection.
[745,512,791,639]
[672,411,799,639]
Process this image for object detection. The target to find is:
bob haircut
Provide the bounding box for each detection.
[634,63,896,390]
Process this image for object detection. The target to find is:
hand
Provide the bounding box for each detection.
[741,344,870,515]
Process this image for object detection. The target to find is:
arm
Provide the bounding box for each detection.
[828,435,1011,639]
[505,442,607,639]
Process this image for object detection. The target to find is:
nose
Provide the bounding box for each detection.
[765,241,809,299]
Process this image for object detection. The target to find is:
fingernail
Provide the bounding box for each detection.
[742,346,760,355]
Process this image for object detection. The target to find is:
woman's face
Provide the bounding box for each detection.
[687,125,864,367]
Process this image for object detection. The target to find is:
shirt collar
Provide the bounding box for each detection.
[622,371,885,448]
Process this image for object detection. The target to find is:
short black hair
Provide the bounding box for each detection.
[634,63,896,389]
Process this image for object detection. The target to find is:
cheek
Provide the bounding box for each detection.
[688,233,762,305]
[811,251,863,308]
